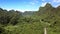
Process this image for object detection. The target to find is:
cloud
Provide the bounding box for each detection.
[29,2,35,5]
[25,0,39,7]
[29,0,39,5]
[41,0,60,7]
[51,0,60,7]
[53,0,60,3]
[54,3,60,7]
[41,2,47,7]
[42,0,45,1]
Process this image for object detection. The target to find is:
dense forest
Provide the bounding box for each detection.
[0,3,60,34]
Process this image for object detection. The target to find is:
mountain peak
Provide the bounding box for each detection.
[45,3,52,7]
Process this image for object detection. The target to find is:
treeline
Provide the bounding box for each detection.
[0,8,22,25]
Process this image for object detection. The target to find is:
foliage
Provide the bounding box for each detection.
[0,3,60,34]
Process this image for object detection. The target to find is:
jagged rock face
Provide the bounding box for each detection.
[36,3,60,21]
[38,3,54,15]
[45,3,52,8]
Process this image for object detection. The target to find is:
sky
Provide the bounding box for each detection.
[0,0,60,12]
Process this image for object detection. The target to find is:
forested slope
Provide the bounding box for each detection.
[0,3,60,34]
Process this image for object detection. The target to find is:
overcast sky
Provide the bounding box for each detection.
[0,0,60,12]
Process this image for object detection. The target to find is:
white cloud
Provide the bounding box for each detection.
[30,2,35,5]
[54,4,60,7]
[53,0,60,3]
[41,2,47,7]
[29,0,39,5]
[50,0,60,7]
[25,0,39,7]
[42,0,45,1]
